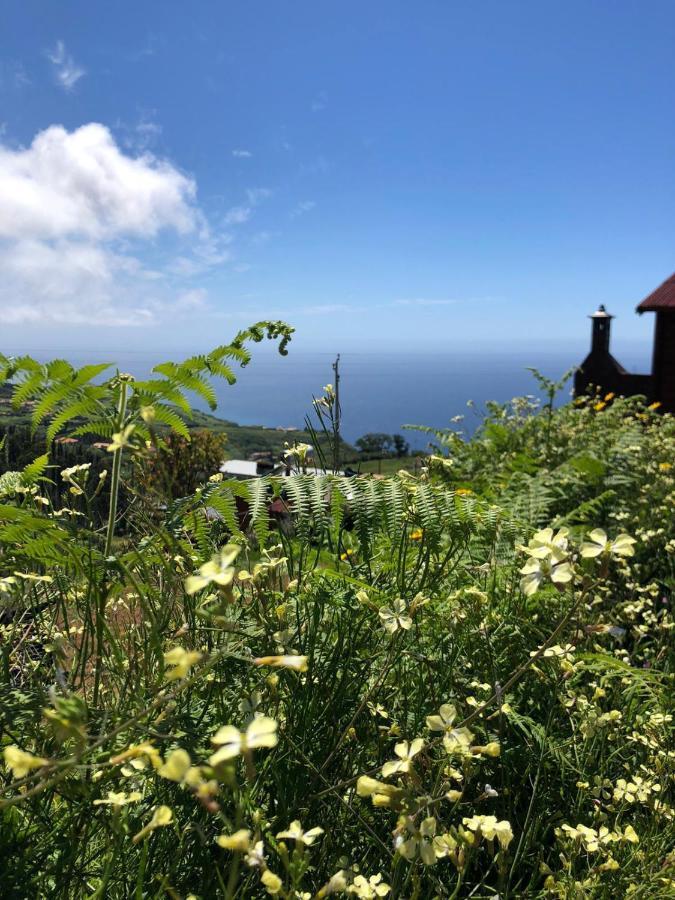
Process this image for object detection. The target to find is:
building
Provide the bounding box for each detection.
[574,273,675,412]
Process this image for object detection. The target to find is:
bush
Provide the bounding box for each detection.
[0,346,673,899]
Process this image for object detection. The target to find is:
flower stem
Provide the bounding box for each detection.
[104,379,129,557]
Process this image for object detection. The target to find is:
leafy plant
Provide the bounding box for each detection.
[0,348,673,900]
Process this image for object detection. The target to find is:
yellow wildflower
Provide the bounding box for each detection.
[209,716,278,765]
[216,829,253,851]
[93,790,142,807]
[163,646,203,681]
[276,820,324,846]
[381,738,424,777]
[349,873,391,897]
[184,544,240,595]
[462,815,514,849]
[133,805,173,843]
[3,745,49,779]
[261,870,283,895]
[107,425,136,452]
[254,655,308,671]
[158,748,192,782]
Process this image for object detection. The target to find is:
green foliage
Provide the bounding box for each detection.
[139,429,227,501]
[0,354,673,900]
[354,432,410,459]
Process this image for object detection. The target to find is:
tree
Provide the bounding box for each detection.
[141,429,227,501]
[355,433,393,458]
[392,434,410,457]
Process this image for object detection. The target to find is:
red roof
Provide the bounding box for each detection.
[637,273,675,311]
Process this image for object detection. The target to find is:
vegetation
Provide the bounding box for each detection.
[0,383,326,464]
[352,433,410,460]
[0,333,673,900]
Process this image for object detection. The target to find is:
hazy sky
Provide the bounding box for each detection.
[1,1,673,355]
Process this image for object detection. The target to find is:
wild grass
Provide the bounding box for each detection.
[0,337,673,899]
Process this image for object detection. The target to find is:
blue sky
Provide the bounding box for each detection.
[1,1,673,356]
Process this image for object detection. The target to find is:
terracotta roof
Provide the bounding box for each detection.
[637,273,675,311]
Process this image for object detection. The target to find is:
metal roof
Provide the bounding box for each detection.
[637,273,675,312]
[220,459,260,477]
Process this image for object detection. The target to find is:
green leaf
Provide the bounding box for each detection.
[21,453,50,486]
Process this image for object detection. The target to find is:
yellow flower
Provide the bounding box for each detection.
[276,820,325,846]
[455,487,473,495]
[163,646,203,681]
[14,572,53,584]
[659,462,672,471]
[110,741,162,770]
[216,829,252,851]
[396,815,437,865]
[604,392,615,401]
[381,738,424,777]
[158,748,192,782]
[133,805,173,843]
[184,544,241,595]
[462,815,514,849]
[472,741,501,758]
[60,463,91,483]
[410,528,423,541]
[107,424,136,452]
[426,703,475,756]
[594,401,606,411]
[356,776,403,808]
[3,745,49,779]
[209,716,278,765]
[93,790,142,807]
[349,873,391,898]
[261,870,283,895]
[254,655,308,671]
[648,401,661,410]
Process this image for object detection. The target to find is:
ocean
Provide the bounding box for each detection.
[10,343,653,450]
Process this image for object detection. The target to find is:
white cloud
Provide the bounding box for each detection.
[0,61,30,91]
[0,123,196,241]
[290,200,316,219]
[246,187,272,205]
[232,148,252,158]
[223,205,251,226]
[0,123,227,325]
[46,40,85,91]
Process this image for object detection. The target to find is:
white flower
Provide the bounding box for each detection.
[580,529,637,559]
[520,556,574,596]
[276,820,325,846]
[209,717,278,765]
[381,738,424,777]
[379,598,412,634]
[518,527,569,561]
[185,544,241,595]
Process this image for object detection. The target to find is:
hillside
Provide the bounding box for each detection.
[0,382,353,461]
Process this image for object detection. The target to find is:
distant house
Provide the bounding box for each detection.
[219,459,262,480]
[219,457,347,480]
[574,273,675,412]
